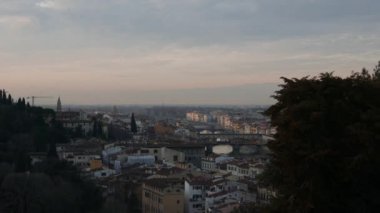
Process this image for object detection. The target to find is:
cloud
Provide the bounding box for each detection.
[36,1,58,9]
[35,0,74,10]
[1,0,380,104]
[0,15,34,29]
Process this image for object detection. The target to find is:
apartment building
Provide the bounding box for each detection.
[142,178,184,213]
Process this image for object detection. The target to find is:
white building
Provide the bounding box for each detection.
[227,161,250,177]
[93,168,116,178]
[185,176,212,213]
[116,154,155,167]
[202,155,234,172]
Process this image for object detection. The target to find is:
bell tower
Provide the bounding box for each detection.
[57,97,62,112]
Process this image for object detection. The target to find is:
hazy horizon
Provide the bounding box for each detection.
[1,0,379,105]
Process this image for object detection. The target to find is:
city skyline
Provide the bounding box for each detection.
[1,0,380,105]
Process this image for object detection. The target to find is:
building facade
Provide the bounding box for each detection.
[142,178,184,213]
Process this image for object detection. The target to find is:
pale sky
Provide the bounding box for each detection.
[1,0,379,105]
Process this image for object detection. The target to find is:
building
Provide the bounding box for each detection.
[55,97,94,136]
[186,111,209,123]
[185,176,212,213]
[202,154,234,172]
[227,161,250,177]
[140,145,205,168]
[62,152,101,169]
[185,173,255,213]
[257,185,277,205]
[142,178,184,213]
[204,175,245,213]
[167,145,205,168]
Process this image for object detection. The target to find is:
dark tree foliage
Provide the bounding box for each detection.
[126,192,140,213]
[130,113,138,134]
[0,90,104,212]
[92,118,104,138]
[1,90,6,104]
[373,61,380,79]
[7,94,12,105]
[0,90,67,165]
[31,160,104,213]
[231,203,262,213]
[0,160,104,213]
[263,62,380,213]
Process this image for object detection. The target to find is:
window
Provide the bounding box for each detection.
[193,204,202,208]
[145,192,150,198]
[177,200,180,204]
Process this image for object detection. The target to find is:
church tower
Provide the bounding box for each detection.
[57,97,62,112]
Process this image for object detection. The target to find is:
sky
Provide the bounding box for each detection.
[0,0,379,105]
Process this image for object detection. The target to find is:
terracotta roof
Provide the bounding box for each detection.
[156,167,185,176]
[144,178,183,189]
[186,176,212,185]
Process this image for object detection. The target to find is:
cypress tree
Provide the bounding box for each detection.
[21,98,26,109]
[2,90,6,103]
[7,94,12,105]
[16,98,21,109]
[130,113,137,134]
[0,90,2,104]
[374,61,380,79]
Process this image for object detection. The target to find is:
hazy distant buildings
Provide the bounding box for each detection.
[186,111,210,123]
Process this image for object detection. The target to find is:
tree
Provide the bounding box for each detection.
[262,62,380,213]
[21,98,26,109]
[7,94,12,105]
[374,60,380,79]
[1,90,6,104]
[130,113,137,134]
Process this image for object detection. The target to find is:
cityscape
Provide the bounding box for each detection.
[1,1,380,213]
[54,98,276,212]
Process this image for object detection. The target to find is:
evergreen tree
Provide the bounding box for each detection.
[47,142,58,158]
[374,60,380,79]
[0,90,2,104]
[16,98,22,109]
[262,63,380,213]
[2,90,6,104]
[21,98,26,108]
[130,113,137,134]
[7,94,12,105]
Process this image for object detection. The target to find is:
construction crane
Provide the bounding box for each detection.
[26,96,53,106]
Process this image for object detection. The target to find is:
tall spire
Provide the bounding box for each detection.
[57,97,62,112]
